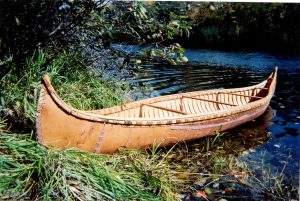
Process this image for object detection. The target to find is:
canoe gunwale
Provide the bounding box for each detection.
[39,67,277,126]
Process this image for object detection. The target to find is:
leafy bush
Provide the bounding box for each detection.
[0,0,192,75]
[0,0,98,61]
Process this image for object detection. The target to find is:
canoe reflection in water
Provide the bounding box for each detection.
[165,106,274,161]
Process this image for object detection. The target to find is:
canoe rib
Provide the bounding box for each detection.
[36,67,277,153]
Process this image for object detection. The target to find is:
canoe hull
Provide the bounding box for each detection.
[37,84,270,154]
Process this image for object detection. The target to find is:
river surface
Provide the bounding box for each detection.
[114,45,300,186]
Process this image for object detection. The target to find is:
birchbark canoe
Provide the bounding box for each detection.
[36,67,277,154]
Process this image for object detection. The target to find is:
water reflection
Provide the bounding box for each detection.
[175,106,274,159]
[184,48,300,70]
[131,64,268,100]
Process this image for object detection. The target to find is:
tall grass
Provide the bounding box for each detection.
[0,49,128,128]
[0,117,180,200]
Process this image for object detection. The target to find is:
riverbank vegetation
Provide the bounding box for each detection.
[1,50,128,131]
[0,1,299,200]
[146,2,300,54]
[189,3,300,53]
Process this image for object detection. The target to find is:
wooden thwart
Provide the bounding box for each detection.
[182,96,237,107]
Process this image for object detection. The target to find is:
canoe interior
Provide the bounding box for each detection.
[93,80,269,119]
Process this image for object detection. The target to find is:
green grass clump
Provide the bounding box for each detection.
[0,122,180,200]
[0,49,128,128]
[0,133,45,199]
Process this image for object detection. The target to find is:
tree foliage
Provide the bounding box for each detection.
[93,1,192,64]
[185,2,300,52]
[1,1,298,75]
[0,0,191,76]
[0,1,98,61]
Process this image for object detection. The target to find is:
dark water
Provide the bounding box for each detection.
[122,47,300,185]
